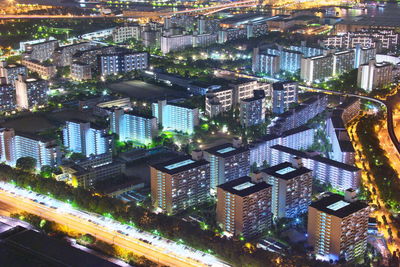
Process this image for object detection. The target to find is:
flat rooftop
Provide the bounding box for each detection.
[205,143,249,158]
[262,162,311,180]
[310,194,368,218]
[218,176,271,197]
[151,155,209,175]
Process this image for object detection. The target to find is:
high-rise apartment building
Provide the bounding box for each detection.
[270,145,361,191]
[216,176,272,238]
[204,140,250,191]
[150,155,211,214]
[240,90,266,127]
[205,87,233,118]
[70,62,92,81]
[333,50,355,76]
[0,128,61,169]
[152,100,199,134]
[53,42,93,67]
[357,60,394,91]
[272,81,298,114]
[24,39,59,62]
[256,53,280,76]
[300,54,333,83]
[261,162,312,219]
[308,191,369,262]
[112,25,141,43]
[110,108,157,145]
[98,51,148,76]
[0,62,27,85]
[161,34,193,54]
[63,120,111,158]
[0,82,15,111]
[15,75,48,110]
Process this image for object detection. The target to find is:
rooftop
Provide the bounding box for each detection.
[218,176,271,197]
[205,143,249,158]
[262,162,311,180]
[310,193,368,218]
[151,155,209,175]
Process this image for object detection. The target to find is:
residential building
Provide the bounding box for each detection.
[192,33,218,47]
[272,81,298,114]
[301,54,334,83]
[152,100,199,134]
[0,129,61,169]
[70,62,92,81]
[333,50,355,76]
[240,90,266,127]
[109,108,157,145]
[308,191,369,262]
[21,59,57,80]
[216,176,272,238]
[161,34,193,54]
[256,53,280,76]
[336,97,361,125]
[354,45,376,68]
[230,79,272,105]
[205,87,233,117]
[0,62,27,85]
[63,120,111,158]
[204,140,250,191]
[150,155,211,214]
[0,82,15,111]
[72,46,119,71]
[53,42,93,67]
[268,94,328,136]
[270,145,361,191]
[24,39,59,62]
[250,126,314,167]
[112,25,141,43]
[15,75,48,110]
[261,162,312,219]
[357,60,394,91]
[98,51,148,76]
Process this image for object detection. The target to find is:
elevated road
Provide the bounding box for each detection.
[0,182,229,267]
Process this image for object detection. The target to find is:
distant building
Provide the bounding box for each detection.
[150,155,211,214]
[301,54,333,83]
[268,94,328,136]
[357,60,394,91]
[70,62,92,81]
[308,191,369,262]
[270,145,361,191]
[0,62,27,85]
[53,42,93,67]
[0,82,15,111]
[21,59,56,80]
[98,51,148,76]
[216,176,272,238]
[229,79,272,105]
[63,120,111,158]
[256,53,280,76]
[250,126,314,167]
[161,34,193,54]
[333,50,355,76]
[0,128,61,169]
[110,108,157,145]
[152,100,199,134]
[112,25,141,43]
[204,140,250,191]
[205,87,233,118]
[261,162,312,219]
[192,33,218,47]
[24,39,59,62]
[15,75,48,110]
[240,90,266,127]
[272,81,298,114]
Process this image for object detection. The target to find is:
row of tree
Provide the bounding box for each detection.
[0,164,334,267]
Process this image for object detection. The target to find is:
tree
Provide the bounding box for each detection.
[16,157,37,171]
[69,152,86,161]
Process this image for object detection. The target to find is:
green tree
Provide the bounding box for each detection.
[16,157,37,171]
[69,152,86,161]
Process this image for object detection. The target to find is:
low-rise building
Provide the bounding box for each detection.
[21,59,56,80]
[0,62,27,85]
[70,62,92,81]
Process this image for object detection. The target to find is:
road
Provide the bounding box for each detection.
[0,182,229,267]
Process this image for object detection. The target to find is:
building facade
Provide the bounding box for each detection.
[272,81,298,114]
[216,176,272,238]
[150,155,211,214]
[99,51,148,76]
[15,75,48,110]
[357,60,394,91]
[308,192,369,262]
[240,90,266,127]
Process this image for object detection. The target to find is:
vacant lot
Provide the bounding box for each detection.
[108,80,188,101]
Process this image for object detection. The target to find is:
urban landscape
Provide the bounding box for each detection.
[0,0,399,266]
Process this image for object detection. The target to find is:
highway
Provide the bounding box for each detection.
[0,182,229,267]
